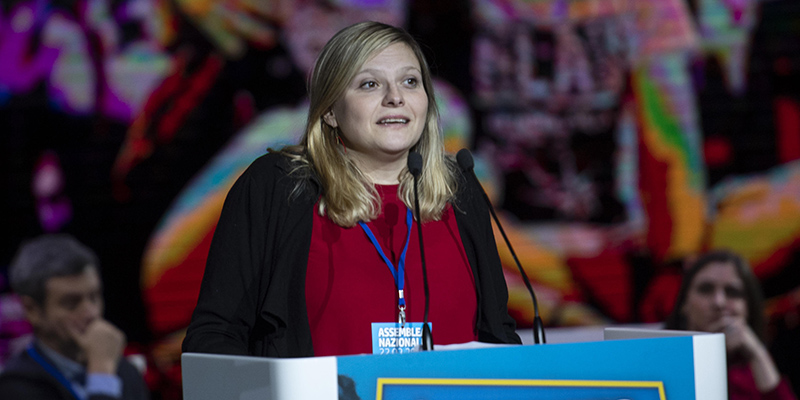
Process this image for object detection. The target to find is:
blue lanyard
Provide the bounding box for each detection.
[358,207,413,326]
[26,344,83,400]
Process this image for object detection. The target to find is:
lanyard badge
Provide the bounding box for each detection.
[358,208,413,327]
[361,208,434,354]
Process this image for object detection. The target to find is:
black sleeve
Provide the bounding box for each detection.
[473,199,522,345]
[182,158,274,355]
[454,166,521,345]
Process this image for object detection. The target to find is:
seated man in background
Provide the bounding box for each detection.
[0,234,149,400]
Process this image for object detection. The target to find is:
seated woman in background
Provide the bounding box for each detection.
[665,250,796,400]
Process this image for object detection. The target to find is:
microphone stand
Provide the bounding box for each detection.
[478,181,546,344]
[457,149,546,344]
[408,151,433,350]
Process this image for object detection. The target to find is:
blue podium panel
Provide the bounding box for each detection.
[377,378,665,400]
[336,335,721,400]
[182,331,725,400]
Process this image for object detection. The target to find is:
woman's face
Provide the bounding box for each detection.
[325,43,428,168]
[681,261,748,332]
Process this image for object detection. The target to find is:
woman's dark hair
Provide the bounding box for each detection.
[664,249,766,339]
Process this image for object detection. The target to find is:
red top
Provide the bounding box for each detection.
[305,184,478,356]
[729,363,798,400]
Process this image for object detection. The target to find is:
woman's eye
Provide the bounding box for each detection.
[405,77,418,87]
[695,282,714,295]
[725,286,744,299]
[360,81,377,89]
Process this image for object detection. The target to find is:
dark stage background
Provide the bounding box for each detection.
[1,0,799,397]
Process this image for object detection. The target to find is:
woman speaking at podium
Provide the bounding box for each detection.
[182,21,520,358]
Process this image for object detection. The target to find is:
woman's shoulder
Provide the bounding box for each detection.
[248,151,292,171]
[243,151,305,181]
[243,150,320,198]
[444,155,475,197]
[445,155,467,179]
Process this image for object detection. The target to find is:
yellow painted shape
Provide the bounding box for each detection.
[376,377,665,400]
[142,186,231,288]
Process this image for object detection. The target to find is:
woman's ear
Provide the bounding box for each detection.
[323,110,338,128]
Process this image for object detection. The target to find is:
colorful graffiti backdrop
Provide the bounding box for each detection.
[1,0,799,397]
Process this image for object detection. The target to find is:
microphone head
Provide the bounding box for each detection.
[456,148,474,172]
[407,151,423,177]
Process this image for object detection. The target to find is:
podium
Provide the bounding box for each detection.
[181,329,726,400]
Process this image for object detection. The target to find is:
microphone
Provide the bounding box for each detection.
[407,151,433,350]
[456,149,546,344]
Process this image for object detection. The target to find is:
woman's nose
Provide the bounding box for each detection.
[712,288,727,307]
[383,84,404,106]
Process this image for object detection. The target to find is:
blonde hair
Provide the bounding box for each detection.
[281,21,456,227]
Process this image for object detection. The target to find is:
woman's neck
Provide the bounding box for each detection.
[349,151,408,184]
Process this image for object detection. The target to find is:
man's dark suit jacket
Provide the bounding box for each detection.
[0,344,150,400]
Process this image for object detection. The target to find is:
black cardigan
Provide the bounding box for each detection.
[182,152,520,357]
